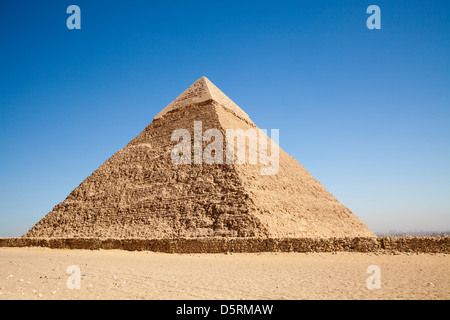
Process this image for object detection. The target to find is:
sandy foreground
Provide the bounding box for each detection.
[0,247,448,300]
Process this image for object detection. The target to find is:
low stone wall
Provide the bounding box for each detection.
[0,237,448,253]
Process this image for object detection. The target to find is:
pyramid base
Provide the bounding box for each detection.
[1,237,448,253]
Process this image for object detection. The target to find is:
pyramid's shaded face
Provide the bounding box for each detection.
[25,77,374,239]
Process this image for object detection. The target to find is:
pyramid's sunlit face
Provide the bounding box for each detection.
[171,121,279,175]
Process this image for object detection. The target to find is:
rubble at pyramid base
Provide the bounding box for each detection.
[1,236,449,253]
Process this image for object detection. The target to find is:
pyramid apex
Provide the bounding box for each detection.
[154,77,252,122]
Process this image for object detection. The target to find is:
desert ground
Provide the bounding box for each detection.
[0,247,448,300]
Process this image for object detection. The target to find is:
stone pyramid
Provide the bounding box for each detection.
[25,77,374,239]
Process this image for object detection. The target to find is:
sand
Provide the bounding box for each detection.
[0,247,448,300]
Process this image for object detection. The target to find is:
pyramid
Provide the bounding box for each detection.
[25,77,374,239]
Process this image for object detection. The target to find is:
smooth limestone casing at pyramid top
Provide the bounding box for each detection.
[25,77,374,239]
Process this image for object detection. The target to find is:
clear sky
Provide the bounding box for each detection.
[1,0,449,236]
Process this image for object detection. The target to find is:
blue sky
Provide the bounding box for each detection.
[1,0,449,236]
